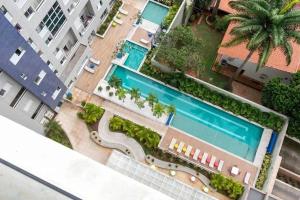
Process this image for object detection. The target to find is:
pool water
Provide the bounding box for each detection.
[123,41,148,70]
[141,1,169,25]
[106,66,263,161]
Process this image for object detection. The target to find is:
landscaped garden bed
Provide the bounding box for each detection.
[96,0,122,36]
[210,173,244,200]
[44,120,72,149]
[77,102,105,132]
[255,154,272,190]
[140,62,285,132]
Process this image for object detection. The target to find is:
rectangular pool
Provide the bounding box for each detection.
[141,0,169,25]
[123,40,148,70]
[106,65,263,161]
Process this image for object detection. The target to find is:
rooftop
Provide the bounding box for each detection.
[218,23,300,73]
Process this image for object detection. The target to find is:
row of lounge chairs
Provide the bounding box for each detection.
[169,138,224,172]
[168,138,251,185]
[113,8,129,25]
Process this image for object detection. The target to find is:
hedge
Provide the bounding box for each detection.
[255,154,272,190]
[97,0,122,35]
[140,64,285,132]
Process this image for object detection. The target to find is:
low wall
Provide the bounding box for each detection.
[167,0,186,32]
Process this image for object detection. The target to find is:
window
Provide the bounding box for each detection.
[34,70,46,85]
[109,0,115,6]
[0,83,12,97]
[40,2,66,36]
[52,87,61,100]
[0,6,7,14]
[100,9,107,19]
[15,24,22,32]
[20,73,28,80]
[24,7,34,18]
[10,47,26,65]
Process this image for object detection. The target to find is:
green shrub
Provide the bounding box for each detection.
[255,154,272,190]
[214,16,229,32]
[155,0,181,6]
[77,103,105,124]
[262,72,300,138]
[97,0,122,35]
[109,116,161,149]
[210,174,244,200]
[44,120,72,149]
[140,64,285,131]
[161,4,180,29]
[81,101,86,107]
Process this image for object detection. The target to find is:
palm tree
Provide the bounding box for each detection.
[129,88,141,102]
[115,88,127,102]
[136,100,145,109]
[166,105,176,114]
[146,93,158,107]
[224,0,300,87]
[152,103,165,118]
[280,0,300,14]
[108,75,122,88]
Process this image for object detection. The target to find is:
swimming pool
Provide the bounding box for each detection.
[141,1,169,25]
[106,66,263,161]
[123,41,148,70]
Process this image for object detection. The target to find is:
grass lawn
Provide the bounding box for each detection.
[191,20,230,89]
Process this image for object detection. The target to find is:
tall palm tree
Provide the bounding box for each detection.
[146,93,158,107]
[108,75,122,88]
[129,88,141,102]
[224,0,300,87]
[115,88,127,102]
[152,103,165,118]
[208,0,221,23]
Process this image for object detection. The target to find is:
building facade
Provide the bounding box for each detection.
[0,0,113,132]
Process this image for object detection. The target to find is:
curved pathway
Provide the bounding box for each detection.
[96,111,146,161]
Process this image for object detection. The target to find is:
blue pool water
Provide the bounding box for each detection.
[141,1,169,25]
[106,66,263,161]
[123,41,148,70]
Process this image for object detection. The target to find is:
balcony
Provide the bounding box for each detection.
[75,2,95,36]
[54,29,78,62]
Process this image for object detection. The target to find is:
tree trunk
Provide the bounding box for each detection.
[229,50,255,89]
[212,0,221,19]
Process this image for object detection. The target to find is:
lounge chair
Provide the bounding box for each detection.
[119,8,128,15]
[90,57,100,65]
[209,156,216,168]
[168,138,177,150]
[217,160,224,172]
[201,152,208,164]
[244,172,251,184]
[193,149,200,161]
[140,38,150,45]
[177,142,185,153]
[185,145,192,157]
[113,17,123,25]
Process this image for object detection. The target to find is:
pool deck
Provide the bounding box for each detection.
[130,27,152,48]
[160,127,259,186]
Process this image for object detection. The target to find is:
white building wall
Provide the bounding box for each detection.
[221,55,293,83]
[0,71,22,105]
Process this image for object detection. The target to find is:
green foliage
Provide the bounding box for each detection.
[225,0,300,70]
[161,4,180,29]
[44,120,72,149]
[136,99,146,109]
[115,87,127,101]
[255,154,272,189]
[140,64,285,131]
[214,16,229,32]
[166,104,176,114]
[77,103,105,124]
[155,0,181,6]
[262,72,300,138]
[109,116,161,149]
[129,88,141,102]
[146,93,158,107]
[108,75,122,88]
[194,0,212,9]
[81,101,86,107]
[156,26,206,73]
[97,0,122,35]
[210,174,244,200]
[66,93,73,100]
[152,102,166,118]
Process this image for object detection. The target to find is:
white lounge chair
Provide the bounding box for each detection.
[185,145,192,157]
[119,8,128,15]
[193,149,200,161]
[84,66,95,74]
[168,138,177,150]
[217,160,224,172]
[209,156,216,168]
[140,38,149,45]
[177,142,185,153]
[201,152,208,164]
[90,57,100,65]
[244,172,251,184]
[113,17,123,25]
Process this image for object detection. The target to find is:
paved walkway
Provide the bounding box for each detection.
[97,111,146,161]
[55,102,112,164]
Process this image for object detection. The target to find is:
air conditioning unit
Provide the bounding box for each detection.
[45,110,54,119]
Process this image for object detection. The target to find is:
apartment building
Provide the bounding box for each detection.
[0,0,114,132]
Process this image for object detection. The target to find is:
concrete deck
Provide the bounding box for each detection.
[130,27,152,48]
[160,127,259,185]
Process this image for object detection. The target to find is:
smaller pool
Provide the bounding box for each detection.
[123,41,148,70]
[142,1,169,25]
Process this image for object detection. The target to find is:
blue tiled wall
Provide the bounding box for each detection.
[0,13,67,110]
